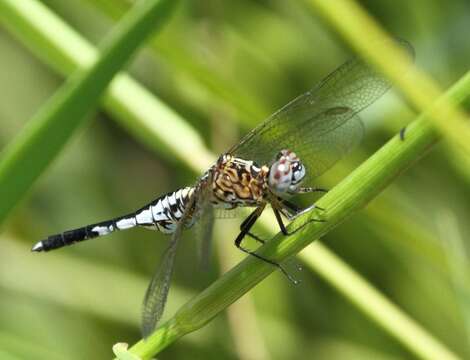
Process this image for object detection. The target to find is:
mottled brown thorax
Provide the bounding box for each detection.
[210,154,269,208]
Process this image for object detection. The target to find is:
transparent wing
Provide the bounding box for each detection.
[213,207,242,219]
[196,205,242,269]
[141,222,182,338]
[230,41,413,183]
[141,190,198,338]
[194,197,215,269]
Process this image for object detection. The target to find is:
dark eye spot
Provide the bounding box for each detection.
[292,162,301,171]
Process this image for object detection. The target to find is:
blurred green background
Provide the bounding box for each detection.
[1,0,470,359]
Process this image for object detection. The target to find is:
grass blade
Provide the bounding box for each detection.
[306,0,470,156]
[0,0,213,172]
[299,245,458,360]
[86,0,269,124]
[0,0,177,222]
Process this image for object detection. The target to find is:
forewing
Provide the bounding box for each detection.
[230,41,412,183]
[141,190,198,338]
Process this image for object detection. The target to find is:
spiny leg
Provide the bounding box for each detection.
[271,206,324,276]
[235,206,298,284]
[239,209,265,245]
[273,208,324,237]
[278,198,326,221]
[290,187,328,215]
[297,187,328,194]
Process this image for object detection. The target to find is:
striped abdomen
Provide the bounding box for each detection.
[32,187,195,252]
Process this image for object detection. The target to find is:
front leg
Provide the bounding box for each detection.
[293,187,328,215]
[273,207,325,236]
[297,187,328,194]
[235,205,299,284]
[239,207,266,244]
[278,198,325,221]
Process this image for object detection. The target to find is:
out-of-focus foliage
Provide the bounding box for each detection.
[0,0,469,359]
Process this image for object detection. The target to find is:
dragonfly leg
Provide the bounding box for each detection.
[288,188,328,215]
[274,207,325,236]
[236,207,299,284]
[297,187,328,194]
[278,198,326,221]
[246,232,266,244]
[239,210,266,244]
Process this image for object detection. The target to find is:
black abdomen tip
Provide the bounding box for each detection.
[31,241,45,252]
[32,234,67,252]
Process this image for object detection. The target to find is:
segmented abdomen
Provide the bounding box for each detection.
[133,187,195,233]
[33,187,195,252]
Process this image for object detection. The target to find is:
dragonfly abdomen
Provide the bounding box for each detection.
[32,187,195,252]
[135,187,195,233]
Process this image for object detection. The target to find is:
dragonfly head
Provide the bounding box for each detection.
[268,150,306,194]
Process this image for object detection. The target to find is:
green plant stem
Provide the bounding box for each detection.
[306,0,470,156]
[299,245,457,360]
[0,0,214,171]
[0,0,177,222]
[86,0,269,124]
[127,70,470,359]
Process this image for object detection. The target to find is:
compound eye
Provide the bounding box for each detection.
[292,162,306,184]
[275,149,290,161]
[291,162,300,173]
[268,161,292,194]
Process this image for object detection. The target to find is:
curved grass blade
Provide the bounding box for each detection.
[307,0,470,156]
[0,0,178,223]
[0,0,214,172]
[86,0,269,124]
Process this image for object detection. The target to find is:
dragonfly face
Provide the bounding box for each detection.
[268,149,306,195]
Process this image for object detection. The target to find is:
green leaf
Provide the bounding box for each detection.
[0,0,178,223]
[86,0,269,124]
[307,0,470,156]
[0,0,213,172]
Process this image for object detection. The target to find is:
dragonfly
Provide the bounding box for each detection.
[32,42,411,338]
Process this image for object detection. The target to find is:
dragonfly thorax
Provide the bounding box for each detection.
[211,154,268,208]
[268,149,306,195]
